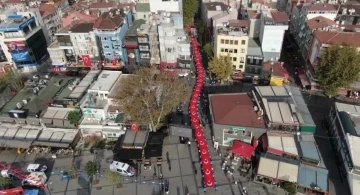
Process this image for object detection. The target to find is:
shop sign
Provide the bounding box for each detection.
[230,126,245,132]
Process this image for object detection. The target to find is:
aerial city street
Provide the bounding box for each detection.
[0,0,358,194]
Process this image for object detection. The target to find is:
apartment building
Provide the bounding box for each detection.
[69,23,100,68]
[136,21,160,65]
[38,4,63,45]
[0,9,48,72]
[93,8,133,63]
[337,2,360,26]
[202,2,229,28]
[135,3,151,20]
[148,0,182,13]
[259,10,288,61]
[213,20,249,72]
[158,13,191,70]
[245,38,263,79]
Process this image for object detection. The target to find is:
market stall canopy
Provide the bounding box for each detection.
[230,140,255,160]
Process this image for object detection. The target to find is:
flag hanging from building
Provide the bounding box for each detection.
[82,55,92,67]
[130,122,139,132]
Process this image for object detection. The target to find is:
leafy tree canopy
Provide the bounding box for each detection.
[85,161,97,179]
[113,67,190,131]
[317,44,360,96]
[183,0,199,27]
[0,71,25,91]
[0,176,11,189]
[203,43,213,59]
[67,111,82,125]
[208,55,233,80]
[105,171,121,185]
[281,182,297,195]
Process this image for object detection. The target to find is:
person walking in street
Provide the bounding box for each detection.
[153,172,157,179]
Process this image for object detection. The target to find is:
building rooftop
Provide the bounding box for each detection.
[247,10,261,19]
[88,71,121,92]
[93,9,126,30]
[62,12,98,29]
[0,15,36,32]
[314,31,360,47]
[135,3,150,12]
[265,133,299,156]
[304,3,338,11]
[298,164,329,192]
[262,10,289,23]
[122,130,149,149]
[38,4,57,18]
[257,155,299,183]
[306,16,336,30]
[216,25,248,36]
[209,93,265,128]
[68,70,100,99]
[126,19,146,37]
[52,78,82,101]
[263,62,288,78]
[297,133,321,163]
[204,2,229,11]
[0,76,73,117]
[69,23,94,33]
[248,38,261,47]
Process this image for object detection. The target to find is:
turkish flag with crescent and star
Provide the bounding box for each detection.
[130,122,139,132]
[82,55,92,67]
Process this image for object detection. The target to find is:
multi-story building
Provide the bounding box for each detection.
[202,2,229,28]
[259,10,288,61]
[213,20,249,72]
[327,102,360,195]
[122,19,146,66]
[94,8,133,64]
[158,12,191,72]
[69,23,100,69]
[337,2,360,26]
[0,9,48,72]
[245,38,263,80]
[293,16,336,60]
[136,20,160,65]
[79,70,128,138]
[148,0,182,13]
[38,4,63,45]
[135,3,151,20]
[246,10,262,38]
[305,31,360,91]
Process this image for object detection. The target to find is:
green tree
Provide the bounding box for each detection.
[113,67,190,131]
[105,171,122,187]
[208,55,233,81]
[203,43,213,59]
[183,0,199,27]
[0,176,11,189]
[195,19,206,44]
[67,111,82,125]
[317,44,360,96]
[281,182,297,195]
[0,71,25,91]
[85,161,97,181]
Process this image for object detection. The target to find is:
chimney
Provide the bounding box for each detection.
[85,9,90,15]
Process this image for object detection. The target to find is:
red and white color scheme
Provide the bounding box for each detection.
[0,187,25,195]
[130,122,139,132]
[0,163,45,189]
[82,55,92,67]
[189,32,216,190]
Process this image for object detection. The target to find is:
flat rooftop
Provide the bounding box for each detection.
[266,134,299,156]
[209,93,265,128]
[53,78,82,101]
[68,70,100,99]
[0,77,74,117]
[347,134,360,169]
[88,71,121,92]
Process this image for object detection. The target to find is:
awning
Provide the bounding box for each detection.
[4,140,32,149]
[114,149,143,160]
[230,140,255,161]
[32,141,70,148]
[41,118,53,124]
[53,119,64,127]
[145,145,162,159]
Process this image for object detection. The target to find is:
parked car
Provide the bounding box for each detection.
[109,161,136,177]
[26,164,47,173]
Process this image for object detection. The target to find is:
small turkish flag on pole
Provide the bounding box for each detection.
[130,122,139,132]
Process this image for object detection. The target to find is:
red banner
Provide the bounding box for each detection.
[130,122,139,132]
[5,41,26,52]
[112,59,117,66]
[82,55,92,67]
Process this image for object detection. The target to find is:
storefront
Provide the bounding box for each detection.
[32,130,80,148]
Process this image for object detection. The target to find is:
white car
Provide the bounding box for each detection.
[109,161,135,177]
[27,164,47,173]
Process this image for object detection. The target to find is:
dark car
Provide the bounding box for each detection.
[179,137,189,144]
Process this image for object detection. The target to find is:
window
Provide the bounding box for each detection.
[225,40,229,44]
[241,49,245,53]
[234,40,238,45]
[143,14,146,19]
[224,49,228,52]
[240,57,244,63]
[234,49,237,53]
[103,45,110,49]
[233,57,237,61]
[221,39,224,44]
[138,37,148,43]
[232,65,236,69]
[140,53,150,59]
[221,48,224,52]
[105,52,111,56]
[230,40,233,44]
[139,45,149,51]
[102,37,107,40]
[229,49,233,53]
[239,65,243,69]
[241,40,246,45]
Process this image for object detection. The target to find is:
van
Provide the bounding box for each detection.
[27,164,47,173]
[109,161,135,177]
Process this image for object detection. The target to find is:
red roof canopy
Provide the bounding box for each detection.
[230,141,255,160]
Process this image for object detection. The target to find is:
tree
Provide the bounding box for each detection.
[85,161,97,181]
[0,176,11,189]
[0,71,25,91]
[195,19,206,44]
[317,44,360,96]
[203,43,213,59]
[67,111,82,125]
[105,171,122,187]
[281,182,297,195]
[113,67,190,131]
[183,0,199,27]
[208,55,233,81]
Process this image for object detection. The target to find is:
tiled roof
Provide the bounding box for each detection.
[39,4,57,18]
[314,31,360,47]
[270,11,289,22]
[62,12,98,29]
[93,9,126,30]
[204,2,229,11]
[304,3,338,11]
[247,10,261,19]
[306,16,336,30]
[229,20,249,28]
[70,23,94,33]
[4,0,23,4]
[210,93,265,128]
[89,0,114,9]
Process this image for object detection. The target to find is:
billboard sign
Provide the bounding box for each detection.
[5,41,31,62]
[0,17,36,32]
[261,26,287,53]
[169,125,193,139]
